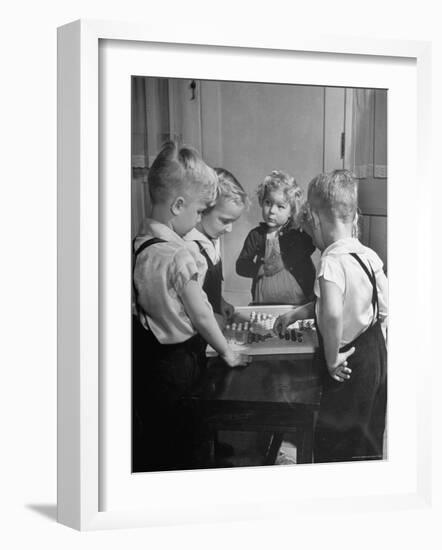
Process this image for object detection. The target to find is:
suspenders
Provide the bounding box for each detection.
[195,240,223,314]
[195,240,215,269]
[349,252,380,325]
[133,237,166,259]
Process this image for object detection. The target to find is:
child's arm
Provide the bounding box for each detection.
[317,277,355,382]
[273,302,315,335]
[236,230,264,279]
[181,278,244,367]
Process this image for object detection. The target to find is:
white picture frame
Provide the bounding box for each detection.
[57,19,433,531]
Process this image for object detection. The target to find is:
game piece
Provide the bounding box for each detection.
[234,323,240,343]
[225,323,232,342]
[222,309,314,351]
[239,324,247,344]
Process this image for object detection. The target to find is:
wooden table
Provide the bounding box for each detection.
[197,358,322,465]
[195,306,322,466]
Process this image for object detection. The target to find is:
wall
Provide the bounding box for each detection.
[202,81,325,304]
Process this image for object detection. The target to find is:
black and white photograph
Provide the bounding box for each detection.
[131,77,388,473]
[4,0,438,542]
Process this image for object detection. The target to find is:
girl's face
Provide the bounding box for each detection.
[200,198,245,239]
[261,189,292,229]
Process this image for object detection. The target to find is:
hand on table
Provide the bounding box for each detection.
[221,347,250,368]
[273,311,297,336]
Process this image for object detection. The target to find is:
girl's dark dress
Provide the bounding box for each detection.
[236,220,316,302]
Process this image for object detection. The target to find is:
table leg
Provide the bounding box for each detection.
[296,416,314,464]
[264,432,284,465]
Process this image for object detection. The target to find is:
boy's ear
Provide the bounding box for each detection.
[170,196,185,215]
[310,210,320,228]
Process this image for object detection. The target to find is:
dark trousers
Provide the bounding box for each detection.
[132,317,207,472]
[313,321,387,463]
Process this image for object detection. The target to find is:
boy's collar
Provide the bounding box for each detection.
[138,218,183,243]
[322,237,363,256]
[184,227,216,245]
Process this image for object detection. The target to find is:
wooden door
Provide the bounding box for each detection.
[345,88,388,270]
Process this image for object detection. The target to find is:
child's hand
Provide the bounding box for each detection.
[257,263,265,279]
[263,250,284,277]
[273,311,296,335]
[220,299,234,321]
[327,347,355,382]
[221,348,249,368]
[263,262,283,277]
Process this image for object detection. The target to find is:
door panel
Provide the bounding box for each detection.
[168,79,203,152]
[359,215,388,272]
[200,81,223,167]
[369,216,388,272]
[324,87,345,172]
[374,89,387,178]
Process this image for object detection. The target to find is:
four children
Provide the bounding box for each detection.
[133,139,388,469]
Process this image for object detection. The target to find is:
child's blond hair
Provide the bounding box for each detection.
[208,167,248,210]
[148,141,217,205]
[295,170,359,237]
[307,169,358,224]
[257,170,303,215]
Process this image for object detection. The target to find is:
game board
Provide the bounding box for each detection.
[206,305,317,359]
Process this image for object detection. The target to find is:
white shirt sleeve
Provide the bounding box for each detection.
[315,255,346,297]
[169,248,202,297]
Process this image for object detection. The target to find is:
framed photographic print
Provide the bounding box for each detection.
[57,19,432,530]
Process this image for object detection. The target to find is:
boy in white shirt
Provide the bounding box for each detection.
[132,142,244,472]
[274,170,387,462]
